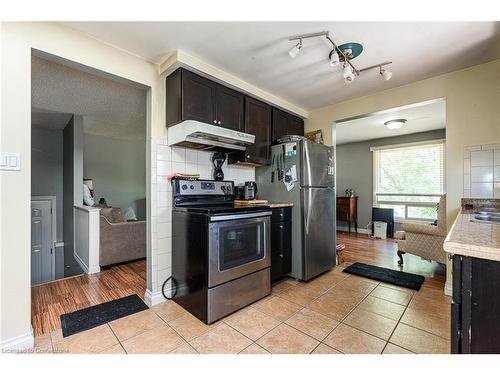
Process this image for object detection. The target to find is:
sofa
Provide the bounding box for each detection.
[99,207,146,267]
[394,194,447,266]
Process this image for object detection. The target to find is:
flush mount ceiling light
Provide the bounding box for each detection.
[288,39,302,59]
[287,31,393,85]
[384,119,407,130]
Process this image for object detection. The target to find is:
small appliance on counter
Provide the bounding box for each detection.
[211,152,226,181]
[236,181,258,200]
[170,179,271,324]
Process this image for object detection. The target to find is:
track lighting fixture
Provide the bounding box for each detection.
[329,49,340,67]
[343,64,355,83]
[287,30,393,85]
[380,67,393,81]
[288,40,302,59]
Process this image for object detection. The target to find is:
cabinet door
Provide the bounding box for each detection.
[182,69,217,125]
[215,85,244,132]
[288,114,304,137]
[271,108,289,142]
[244,97,271,165]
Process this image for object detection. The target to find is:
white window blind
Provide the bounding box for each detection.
[372,140,445,221]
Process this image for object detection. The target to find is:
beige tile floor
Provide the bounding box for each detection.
[31,264,451,354]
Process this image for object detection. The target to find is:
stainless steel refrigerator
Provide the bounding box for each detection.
[256,137,336,281]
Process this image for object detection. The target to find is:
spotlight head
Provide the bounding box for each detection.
[329,50,340,67]
[380,67,392,81]
[343,64,355,83]
[288,40,302,59]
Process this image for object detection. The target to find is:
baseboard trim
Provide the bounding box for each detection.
[444,283,452,296]
[73,252,89,274]
[144,289,165,306]
[1,326,34,352]
[337,226,371,235]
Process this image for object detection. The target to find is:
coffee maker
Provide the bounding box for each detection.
[236,181,258,200]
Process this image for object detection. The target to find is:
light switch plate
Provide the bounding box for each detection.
[0,152,21,171]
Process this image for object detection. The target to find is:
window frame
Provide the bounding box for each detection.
[371,139,446,223]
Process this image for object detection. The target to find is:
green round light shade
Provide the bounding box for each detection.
[337,42,363,61]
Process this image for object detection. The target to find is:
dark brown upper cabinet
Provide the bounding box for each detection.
[242,97,272,165]
[271,107,304,142]
[215,84,244,132]
[166,68,244,132]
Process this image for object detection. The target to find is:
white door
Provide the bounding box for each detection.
[31,200,53,285]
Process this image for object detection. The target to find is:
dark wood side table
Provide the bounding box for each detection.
[336,196,358,234]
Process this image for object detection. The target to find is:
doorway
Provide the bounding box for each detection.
[30,50,149,336]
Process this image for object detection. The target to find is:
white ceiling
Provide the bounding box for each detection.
[63,22,500,111]
[336,99,446,144]
[31,55,147,141]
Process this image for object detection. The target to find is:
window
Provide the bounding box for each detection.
[372,140,445,221]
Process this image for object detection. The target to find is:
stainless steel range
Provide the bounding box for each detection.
[171,179,271,324]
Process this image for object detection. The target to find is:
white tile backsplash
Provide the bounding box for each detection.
[171,147,186,162]
[495,183,500,198]
[471,150,494,167]
[185,149,198,164]
[463,174,471,190]
[495,150,500,166]
[470,166,494,182]
[464,144,500,199]
[151,143,256,293]
[471,182,494,198]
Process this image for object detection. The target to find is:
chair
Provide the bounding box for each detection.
[99,207,146,267]
[394,194,447,266]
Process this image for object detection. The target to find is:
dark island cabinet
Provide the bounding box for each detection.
[452,254,500,353]
[270,207,292,282]
[166,68,244,132]
[271,107,304,142]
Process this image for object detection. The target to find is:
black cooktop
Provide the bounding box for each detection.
[174,203,270,215]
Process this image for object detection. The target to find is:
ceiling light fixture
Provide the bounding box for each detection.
[288,39,302,59]
[343,63,355,83]
[380,67,393,81]
[384,119,407,130]
[287,31,393,85]
[329,49,340,67]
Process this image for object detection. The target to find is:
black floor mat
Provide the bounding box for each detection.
[342,262,425,290]
[60,294,148,337]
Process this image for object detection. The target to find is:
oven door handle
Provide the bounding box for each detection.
[209,211,272,222]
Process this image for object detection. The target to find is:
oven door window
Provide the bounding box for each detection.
[219,222,264,271]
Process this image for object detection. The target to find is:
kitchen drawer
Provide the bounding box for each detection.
[271,249,292,282]
[271,207,292,222]
[271,221,291,251]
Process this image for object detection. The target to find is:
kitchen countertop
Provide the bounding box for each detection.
[444,200,500,261]
[234,201,293,209]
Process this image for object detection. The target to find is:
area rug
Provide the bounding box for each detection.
[342,262,425,290]
[60,294,148,337]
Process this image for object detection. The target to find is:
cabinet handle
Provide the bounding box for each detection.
[218,121,222,125]
[213,120,217,124]
[279,225,284,229]
[246,155,251,159]
[279,253,284,258]
[279,213,284,217]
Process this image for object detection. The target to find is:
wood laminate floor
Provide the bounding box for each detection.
[336,231,446,289]
[31,260,146,336]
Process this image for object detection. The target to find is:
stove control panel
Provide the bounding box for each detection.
[173,179,234,196]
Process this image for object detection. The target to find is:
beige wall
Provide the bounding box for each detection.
[0,22,163,346]
[306,59,500,227]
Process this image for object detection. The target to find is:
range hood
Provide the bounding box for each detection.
[167,120,255,151]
